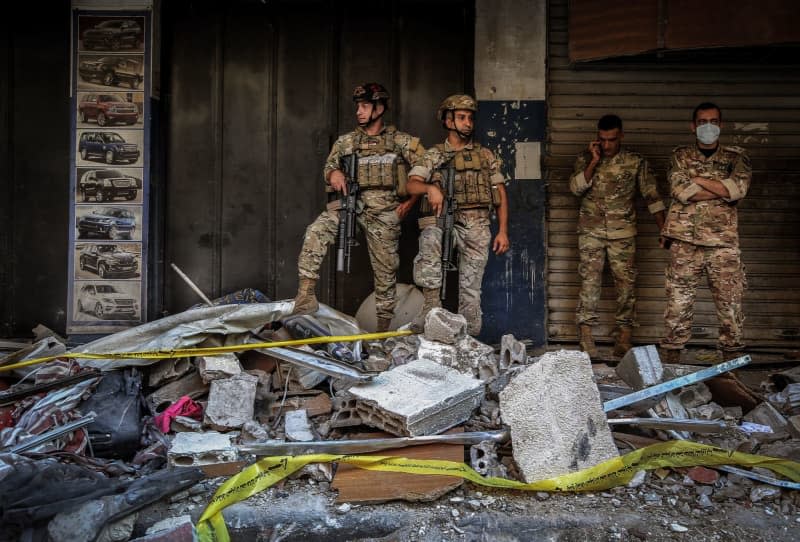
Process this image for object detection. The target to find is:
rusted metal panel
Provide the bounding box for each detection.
[548,0,800,347]
[568,0,659,62]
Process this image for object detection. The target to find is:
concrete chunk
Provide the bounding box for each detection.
[499,350,618,482]
[615,345,663,390]
[423,308,467,344]
[168,431,237,467]
[204,372,258,431]
[196,353,242,383]
[146,371,208,415]
[678,382,713,409]
[417,337,458,369]
[457,336,498,381]
[500,334,526,368]
[349,359,484,436]
[743,402,790,438]
[285,409,316,442]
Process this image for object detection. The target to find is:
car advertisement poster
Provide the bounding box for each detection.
[69,10,150,335]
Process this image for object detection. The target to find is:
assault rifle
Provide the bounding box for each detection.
[439,163,457,300]
[336,153,360,273]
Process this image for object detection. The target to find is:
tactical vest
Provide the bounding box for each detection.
[345,127,409,192]
[439,143,494,208]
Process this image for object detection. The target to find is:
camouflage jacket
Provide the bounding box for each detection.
[662,144,751,248]
[569,149,665,239]
[323,125,423,191]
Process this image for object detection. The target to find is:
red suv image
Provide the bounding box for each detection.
[79,94,139,126]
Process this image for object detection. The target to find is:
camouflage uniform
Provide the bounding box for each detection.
[410,140,505,335]
[660,144,751,352]
[569,149,665,327]
[297,125,424,321]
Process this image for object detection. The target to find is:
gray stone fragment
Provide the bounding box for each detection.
[500,334,526,368]
[423,308,467,344]
[240,420,270,442]
[285,409,315,441]
[417,336,458,369]
[687,402,725,420]
[678,382,713,409]
[146,371,208,415]
[204,372,258,430]
[457,335,498,381]
[349,359,484,436]
[470,440,507,478]
[499,349,618,482]
[363,353,392,372]
[743,402,790,438]
[196,353,242,383]
[615,345,663,390]
[168,431,237,467]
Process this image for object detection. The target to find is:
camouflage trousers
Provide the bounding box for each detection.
[576,234,637,327]
[297,190,401,321]
[413,208,491,335]
[660,240,746,352]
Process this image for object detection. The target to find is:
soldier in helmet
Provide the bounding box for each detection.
[570,114,665,359]
[291,83,424,332]
[406,94,509,335]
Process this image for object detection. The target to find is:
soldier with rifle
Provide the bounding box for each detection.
[407,94,509,335]
[291,83,424,333]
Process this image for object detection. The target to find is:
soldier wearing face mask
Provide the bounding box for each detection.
[660,102,752,363]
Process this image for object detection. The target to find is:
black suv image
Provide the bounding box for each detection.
[79,132,140,164]
[79,244,139,278]
[79,57,143,89]
[83,20,143,51]
[77,207,136,240]
[79,169,140,202]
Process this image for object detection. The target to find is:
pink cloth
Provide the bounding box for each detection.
[153,396,202,433]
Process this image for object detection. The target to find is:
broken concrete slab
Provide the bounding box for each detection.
[743,402,790,439]
[148,358,194,387]
[196,353,242,383]
[500,334,526,369]
[500,349,619,482]
[349,359,484,436]
[423,308,467,344]
[285,409,316,442]
[615,345,663,390]
[203,372,258,431]
[168,431,237,467]
[330,395,363,428]
[146,371,208,415]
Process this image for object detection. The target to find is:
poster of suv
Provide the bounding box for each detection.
[77,129,143,167]
[76,205,142,241]
[77,92,142,128]
[77,167,143,204]
[75,242,141,280]
[73,281,142,326]
[79,16,144,52]
[78,54,145,91]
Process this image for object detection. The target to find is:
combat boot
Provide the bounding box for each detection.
[376,317,392,333]
[613,326,633,357]
[659,347,682,364]
[291,277,319,315]
[409,288,441,333]
[578,324,598,359]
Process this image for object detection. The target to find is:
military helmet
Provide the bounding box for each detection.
[437,94,477,121]
[353,82,390,104]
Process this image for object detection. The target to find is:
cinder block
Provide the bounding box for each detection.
[196,353,242,383]
[615,345,664,390]
[204,372,258,431]
[499,349,618,482]
[423,308,467,344]
[330,395,363,428]
[349,359,484,436]
[168,431,237,467]
[500,334,526,369]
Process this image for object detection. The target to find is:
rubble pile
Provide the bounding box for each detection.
[1,302,799,540]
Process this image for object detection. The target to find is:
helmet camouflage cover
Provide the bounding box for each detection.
[353,82,390,103]
[438,94,477,121]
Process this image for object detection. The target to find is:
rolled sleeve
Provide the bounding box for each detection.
[721,178,743,202]
[647,200,666,214]
[569,170,591,195]
[409,164,431,181]
[675,182,702,204]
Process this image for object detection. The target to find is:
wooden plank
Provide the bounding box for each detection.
[331,429,465,503]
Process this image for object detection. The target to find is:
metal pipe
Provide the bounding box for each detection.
[6,413,97,453]
[608,417,734,434]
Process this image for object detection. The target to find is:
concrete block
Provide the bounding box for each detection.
[678,382,713,409]
[196,353,242,383]
[417,337,458,369]
[499,349,618,482]
[423,308,467,344]
[349,359,484,436]
[146,371,208,415]
[330,395,363,428]
[743,402,790,437]
[615,345,664,390]
[168,431,237,467]
[457,336,498,381]
[285,409,315,441]
[204,372,258,431]
[470,440,507,478]
[500,334,526,368]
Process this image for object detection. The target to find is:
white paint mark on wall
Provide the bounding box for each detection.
[514,141,541,180]
[733,122,769,132]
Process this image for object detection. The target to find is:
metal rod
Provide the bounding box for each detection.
[603,356,751,412]
[608,417,734,434]
[170,262,214,306]
[238,429,510,456]
[6,413,97,453]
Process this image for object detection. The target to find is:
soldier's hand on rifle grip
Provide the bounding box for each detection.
[427,184,444,217]
[329,169,347,194]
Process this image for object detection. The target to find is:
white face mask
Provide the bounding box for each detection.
[696,123,720,145]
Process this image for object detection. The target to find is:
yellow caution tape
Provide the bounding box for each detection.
[0,330,413,373]
[196,440,800,542]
